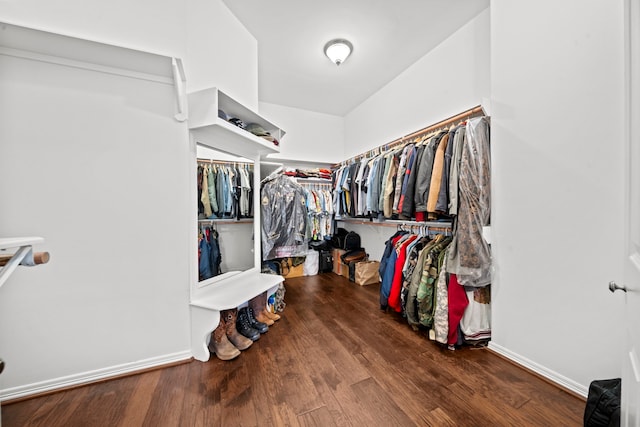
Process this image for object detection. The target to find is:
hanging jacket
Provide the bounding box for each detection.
[435,127,459,214]
[261,175,309,260]
[446,117,491,287]
[416,236,452,328]
[414,132,445,212]
[387,234,418,312]
[401,144,425,219]
[397,145,416,217]
[379,232,406,309]
[426,132,450,218]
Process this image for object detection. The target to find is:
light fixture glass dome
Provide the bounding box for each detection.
[324,39,353,66]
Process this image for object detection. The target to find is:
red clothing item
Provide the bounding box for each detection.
[387,234,418,312]
[447,273,469,345]
[415,211,426,221]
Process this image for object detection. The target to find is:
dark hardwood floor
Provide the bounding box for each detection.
[2,273,585,426]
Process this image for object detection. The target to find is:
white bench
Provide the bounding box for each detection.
[190,269,283,361]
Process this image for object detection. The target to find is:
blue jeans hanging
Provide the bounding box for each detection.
[199,236,213,280]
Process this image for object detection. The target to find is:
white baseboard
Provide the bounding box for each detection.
[0,351,192,402]
[488,342,588,398]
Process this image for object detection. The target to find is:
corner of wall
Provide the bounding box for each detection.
[185,0,259,110]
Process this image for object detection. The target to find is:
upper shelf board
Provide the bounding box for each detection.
[188,88,284,159]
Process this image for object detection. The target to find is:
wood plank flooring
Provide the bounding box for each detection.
[2,273,585,426]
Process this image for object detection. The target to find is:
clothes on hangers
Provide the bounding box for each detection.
[261,175,309,260]
[332,117,488,224]
[197,161,253,220]
[301,184,334,241]
[198,224,222,281]
[445,117,491,288]
[376,226,490,347]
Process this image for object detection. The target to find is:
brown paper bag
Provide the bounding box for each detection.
[354,261,381,286]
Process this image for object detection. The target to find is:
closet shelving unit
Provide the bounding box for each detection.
[334,105,488,236]
[188,88,286,362]
[197,158,255,224]
[0,22,187,123]
[337,218,452,234]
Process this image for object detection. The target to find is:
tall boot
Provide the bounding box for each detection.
[242,306,268,334]
[208,319,240,361]
[221,308,253,351]
[249,292,275,326]
[236,307,261,341]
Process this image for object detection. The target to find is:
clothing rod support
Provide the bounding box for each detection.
[0,245,32,289]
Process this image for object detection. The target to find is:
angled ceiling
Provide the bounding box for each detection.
[222,0,489,117]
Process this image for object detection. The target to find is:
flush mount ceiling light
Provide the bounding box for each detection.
[324,39,353,66]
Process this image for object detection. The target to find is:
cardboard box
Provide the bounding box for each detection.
[284,263,304,278]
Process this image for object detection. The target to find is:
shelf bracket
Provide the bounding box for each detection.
[172,57,188,122]
[0,245,33,289]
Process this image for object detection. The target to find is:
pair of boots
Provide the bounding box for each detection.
[251,291,281,325]
[208,308,253,361]
[236,292,281,341]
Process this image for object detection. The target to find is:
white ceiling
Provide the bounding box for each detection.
[222,0,489,117]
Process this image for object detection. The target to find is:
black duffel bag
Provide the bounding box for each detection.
[584,378,621,427]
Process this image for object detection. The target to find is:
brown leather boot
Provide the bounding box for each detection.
[221,309,253,351]
[249,292,274,326]
[208,319,240,361]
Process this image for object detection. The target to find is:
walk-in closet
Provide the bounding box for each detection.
[1,1,632,425]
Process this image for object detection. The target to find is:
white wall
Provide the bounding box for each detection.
[259,102,345,164]
[344,9,490,159]
[341,2,625,395]
[489,0,625,394]
[0,51,191,398]
[0,0,260,400]
[186,0,259,111]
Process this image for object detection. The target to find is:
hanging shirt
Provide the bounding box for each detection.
[207,165,219,215]
[201,166,213,218]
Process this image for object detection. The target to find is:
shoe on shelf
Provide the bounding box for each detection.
[245,306,268,334]
[208,320,240,361]
[237,307,261,341]
[222,308,253,351]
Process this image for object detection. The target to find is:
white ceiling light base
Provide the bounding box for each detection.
[324,39,353,66]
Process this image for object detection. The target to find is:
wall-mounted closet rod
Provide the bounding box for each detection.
[198,218,253,224]
[197,158,253,166]
[338,104,485,167]
[388,105,484,149]
[337,218,452,229]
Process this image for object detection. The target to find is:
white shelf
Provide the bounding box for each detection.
[191,269,283,311]
[0,237,44,251]
[189,269,284,362]
[0,21,187,121]
[263,156,336,168]
[1,21,175,83]
[188,88,284,159]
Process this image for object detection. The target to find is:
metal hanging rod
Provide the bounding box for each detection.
[337,105,485,167]
[197,158,253,166]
